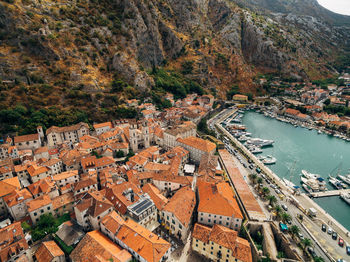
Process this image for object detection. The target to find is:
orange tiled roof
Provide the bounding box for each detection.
[53,170,78,181]
[26,195,51,212]
[193,223,252,262]
[35,241,64,262]
[4,189,32,207]
[100,211,125,234]
[163,186,195,227]
[34,146,48,155]
[46,122,89,135]
[27,177,56,196]
[116,219,170,262]
[142,183,168,210]
[52,192,74,210]
[0,177,20,197]
[144,162,170,172]
[93,122,112,130]
[27,165,49,177]
[197,181,243,219]
[14,133,39,143]
[177,136,216,153]
[70,230,132,262]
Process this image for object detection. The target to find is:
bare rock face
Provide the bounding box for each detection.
[112,51,153,91]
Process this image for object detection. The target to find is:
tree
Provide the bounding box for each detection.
[181,60,194,75]
[115,150,125,158]
[281,212,291,223]
[267,195,277,206]
[257,177,263,184]
[314,256,325,262]
[289,225,300,239]
[262,187,270,197]
[249,173,257,184]
[21,222,31,232]
[274,205,282,220]
[301,238,312,251]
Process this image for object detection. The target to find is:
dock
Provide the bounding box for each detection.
[310,189,350,198]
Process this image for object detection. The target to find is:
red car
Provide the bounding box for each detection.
[339,237,344,247]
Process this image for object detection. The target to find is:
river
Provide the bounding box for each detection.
[241,111,350,231]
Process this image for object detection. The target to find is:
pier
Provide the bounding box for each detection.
[310,189,350,198]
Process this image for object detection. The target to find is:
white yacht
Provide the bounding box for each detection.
[338,174,350,185]
[328,176,347,190]
[301,177,320,192]
[260,155,276,165]
[340,193,350,205]
[301,170,320,180]
[247,138,274,147]
[248,146,263,154]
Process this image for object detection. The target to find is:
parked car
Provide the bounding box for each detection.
[281,204,288,211]
[298,232,304,240]
[332,231,338,240]
[243,163,247,168]
[346,245,350,255]
[328,227,333,234]
[307,247,317,258]
[322,224,327,232]
[339,238,344,247]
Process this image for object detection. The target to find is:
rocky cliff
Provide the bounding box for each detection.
[0,0,349,124]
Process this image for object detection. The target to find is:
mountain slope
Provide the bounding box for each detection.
[0,0,349,134]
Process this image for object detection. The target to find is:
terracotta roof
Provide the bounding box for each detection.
[285,108,300,116]
[163,186,195,227]
[75,191,113,218]
[26,195,51,212]
[46,122,89,135]
[116,219,170,262]
[52,192,74,210]
[105,182,142,214]
[27,177,56,196]
[93,122,112,130]
[219,150,265,220]
[34,146,48,155]
[42,158,61,167]
[48,148,59,155]
[35,241,64,262]
[27,165,49,177]
[74,177,97,192]
[100,211,125,234]
[193,223,252,262]
[81,156,115,169]
[0,222,29,262]
[4,189,32,207]
[177,136,216,153]
[142,184,168,210]
[0,177,20,197]
[14,133,39,143]
[70,230,132,262]
[53,170,78,181]
[197,181,243,219]
[144,162,170,172]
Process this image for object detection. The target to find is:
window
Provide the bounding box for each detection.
[41,209,44,213]
[203,248,205,251]
[196,244,198,247]
[200,218,203,221]
[208,219,211,223]
[47,206,50,210]
[196,239,198,242]
[34,212,37,216]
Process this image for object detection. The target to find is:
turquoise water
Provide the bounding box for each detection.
[242,111,350,231]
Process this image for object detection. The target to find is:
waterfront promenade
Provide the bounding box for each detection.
[215,108,350,261]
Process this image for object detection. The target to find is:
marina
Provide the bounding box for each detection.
[241,110,350,231]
